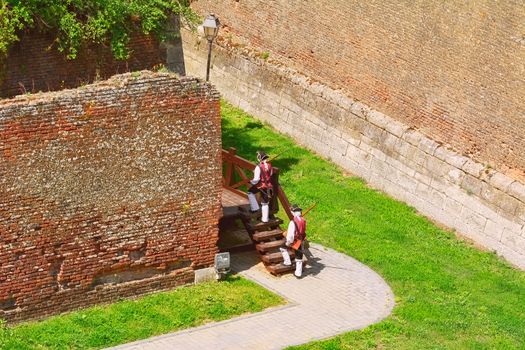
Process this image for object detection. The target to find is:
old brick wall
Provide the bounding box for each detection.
[181,26,525,270]
[0,71,222,323]
[0,30,165,98]
[191,0,525,181]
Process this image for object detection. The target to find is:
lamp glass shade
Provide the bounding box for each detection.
[202,14,220,41]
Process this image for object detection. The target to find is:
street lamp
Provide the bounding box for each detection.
[202,13,220,82]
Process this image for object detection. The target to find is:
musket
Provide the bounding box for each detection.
[302,202,317,217]
[267,149,286,163]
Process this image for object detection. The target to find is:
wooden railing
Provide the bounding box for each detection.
[222,147,293,220]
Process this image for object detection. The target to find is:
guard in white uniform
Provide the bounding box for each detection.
[247,151,274,222]
[280,204,306,277]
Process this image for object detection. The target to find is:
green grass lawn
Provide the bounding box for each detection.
[0,276,283,350]
[221,102,525,350]
[3,101,524,350]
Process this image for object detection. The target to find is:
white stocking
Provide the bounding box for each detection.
[280,247,291,266]
[247,192,259,211]
[261,203,269,222]
[294,259,303,277]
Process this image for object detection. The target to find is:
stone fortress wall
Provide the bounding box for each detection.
[183,0,525,268]
[0,72,222,323]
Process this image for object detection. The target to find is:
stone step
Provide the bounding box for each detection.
[261,250,295,264]
[246,218,283,232]
[252,229,285,242]
[256,239,286,253]
[266,262,295,275]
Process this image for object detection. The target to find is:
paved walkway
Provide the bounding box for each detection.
[109,243,395,350]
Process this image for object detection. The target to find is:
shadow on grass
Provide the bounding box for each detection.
[272,157,301,173]
[245,120,264,129]
[221,114,300,173]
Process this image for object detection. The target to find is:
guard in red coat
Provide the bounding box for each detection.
[247,151,274,222]
[280,204,306,277]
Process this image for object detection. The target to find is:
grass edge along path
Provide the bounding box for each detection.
[220,101,525,350]
[0,276,284,350]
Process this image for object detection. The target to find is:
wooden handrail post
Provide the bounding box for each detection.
[223,147,237,187]
[270,168,280,214]
[277,185,293,220]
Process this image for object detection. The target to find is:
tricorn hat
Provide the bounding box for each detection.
[257,151,269,162]
[290,204,302,212]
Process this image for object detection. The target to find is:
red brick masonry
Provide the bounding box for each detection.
[192,0,525,181]
[0,30,164,98]
[0,71,222,323]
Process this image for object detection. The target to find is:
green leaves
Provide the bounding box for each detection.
[0,1,31,55]
[57,11,83,59]
[0,0,198,60]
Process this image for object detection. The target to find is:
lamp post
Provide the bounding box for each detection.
[202,14,220,82]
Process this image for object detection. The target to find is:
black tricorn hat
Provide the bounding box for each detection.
[290,204,302,212]
[257,151,269,161]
